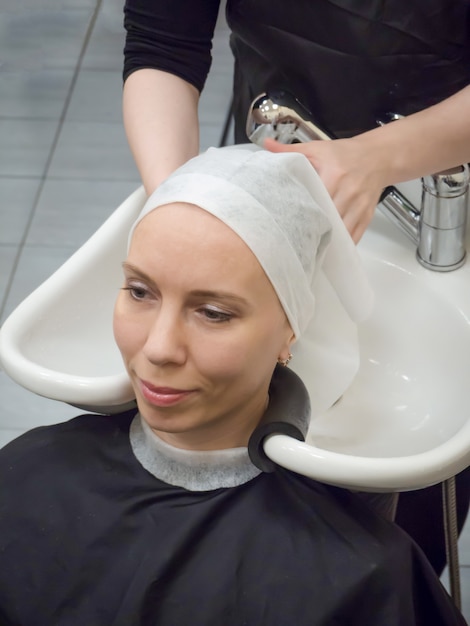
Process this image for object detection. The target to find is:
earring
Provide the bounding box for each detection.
[277,353,293,367]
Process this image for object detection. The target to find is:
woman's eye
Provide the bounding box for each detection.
[200,307,233,323]
[122,284,150,301]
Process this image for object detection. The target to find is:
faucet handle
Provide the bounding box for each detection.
[423,164,470,199]
[376,112,405,126]
[247,91,332,145]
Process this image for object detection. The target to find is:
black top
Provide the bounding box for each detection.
[0,410,465,625]
[123,0,470,138]
[123,0,220,91]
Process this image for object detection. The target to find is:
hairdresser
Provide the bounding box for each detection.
[122,0,470,574]
[122,0,470,241]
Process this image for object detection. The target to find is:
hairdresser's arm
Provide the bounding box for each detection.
[122,0,220,193]
[123,69,200,194]
[266,85,470,242]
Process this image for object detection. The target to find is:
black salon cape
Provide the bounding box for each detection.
[0,411,465,625]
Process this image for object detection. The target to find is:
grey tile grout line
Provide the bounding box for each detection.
[0,0,104,320]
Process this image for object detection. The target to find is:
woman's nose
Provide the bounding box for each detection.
[142,307,187,366]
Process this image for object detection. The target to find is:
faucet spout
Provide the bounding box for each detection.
[379,186,420,243]
[247,91,469,272]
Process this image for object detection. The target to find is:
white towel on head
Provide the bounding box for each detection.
[131,145,374,415]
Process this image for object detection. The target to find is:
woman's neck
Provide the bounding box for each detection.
[130,414,262,490]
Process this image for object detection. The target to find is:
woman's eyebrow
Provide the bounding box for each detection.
[189,290,250,307]
[121,262,157,288]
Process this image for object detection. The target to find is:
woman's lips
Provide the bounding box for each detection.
[139,380,196,407]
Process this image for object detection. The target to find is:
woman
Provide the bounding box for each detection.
[122,0,470,574]
[0,147,465,625]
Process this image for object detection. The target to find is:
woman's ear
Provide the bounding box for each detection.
[286,325,296,348]
[278,328,296,365]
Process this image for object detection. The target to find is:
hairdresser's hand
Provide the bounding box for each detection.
[264,136,388,243]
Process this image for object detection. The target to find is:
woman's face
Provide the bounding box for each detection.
[113,202,294,451]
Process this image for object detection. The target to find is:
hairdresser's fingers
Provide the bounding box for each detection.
[264,137,383,243]
[263,137,313,154]
[323,167,383,243]
[332,189,380,243]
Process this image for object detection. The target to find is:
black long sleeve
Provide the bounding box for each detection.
[123,0,221,92]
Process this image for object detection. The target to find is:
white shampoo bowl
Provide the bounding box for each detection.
[0,187,146,413]
[1,183,469,491]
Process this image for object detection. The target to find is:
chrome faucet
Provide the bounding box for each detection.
[247,91,470,272]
